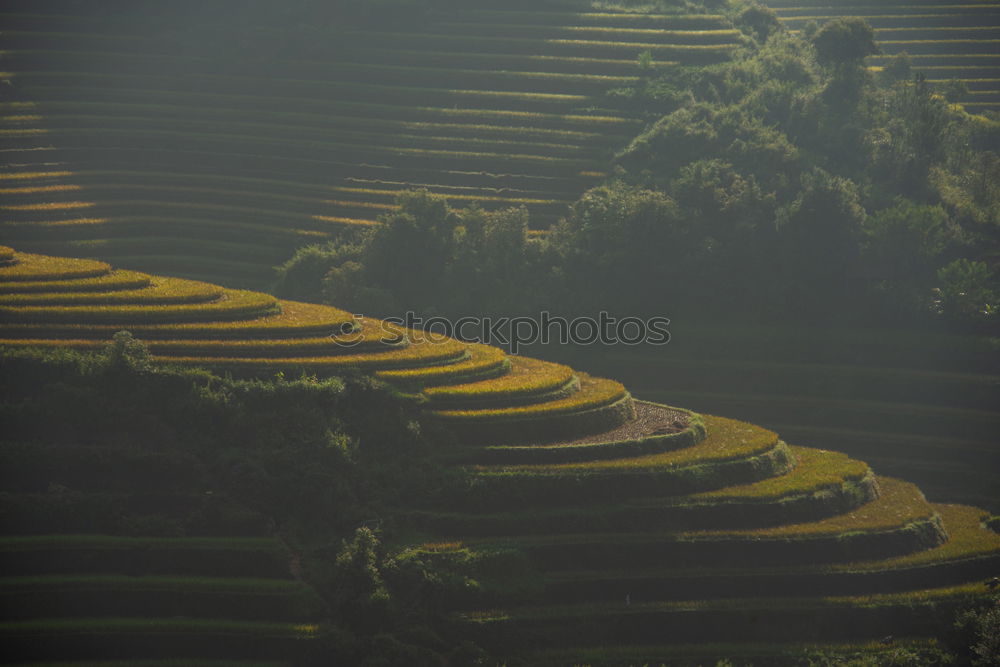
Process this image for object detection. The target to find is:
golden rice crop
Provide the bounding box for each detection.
[311,215,379,227]
[564,27,738,39]
[688,446,871,502]
[0,171,69,181]
[31,197,311,221]
[695,478,935,540]
[880,38,1000,47]
[387,133,592,154]
[432,374,627,421]
[413,105,635,126]
[482,415,779,473]
[0,332,402,359]
[376,344,509,384]
[325,199,394,210]
[0,184,79,195]
[147,336,402,358]
[0,201,94,211]
[375,145,591,165]
[335,78,591,103]
[443,23,739,42]
[0,252,110,282]
[157,334,470,371]
[0,299,356,340]
[141,319,405,358]
[827,580,994,607]
[0,288,279,324]
[385,121,609,141]
[425,356,575,401]
[543,38,736,52]
[332,186,567,206]
[0,276,224,306]
[0,270,151,294]
[835,504,1000,571]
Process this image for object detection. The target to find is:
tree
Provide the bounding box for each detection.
[364,189,457,308]
[861,198,960,317]
[872,74,954,196]
[449,204,536,314]
[879,52,912,85]
[933,259,999,323]
[735,2,781,43]
[275,241,364,303]
[616,103,799,189]
[953,596,1000,665]
[552,182,692,313]
[332,527,392,630]
[775,168,868,317]
[812,18,880,67]
[669,160,778,309]
[102,330,152,374]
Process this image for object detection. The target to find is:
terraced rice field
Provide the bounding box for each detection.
[0,535,323,665]
[2,248,998,662]
[526,317,1000,517]
[410,412,1000,658]
[0,394,326,665]
[767,0,1000,114]
[404,403,1000,658]
[0,1,740,287]
[0,247,640,443]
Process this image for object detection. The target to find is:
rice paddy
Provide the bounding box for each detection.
[1,247,998,659]
[685,446,873,503]
[476,415,779,474]
[0,251,108,279]
[4,1,1000,660]
[690,478,938,540]
[431,375,628,420]
[0,277,224,306]
[0,2,738,285]
[0,289,280,324]
[424,357,577,407]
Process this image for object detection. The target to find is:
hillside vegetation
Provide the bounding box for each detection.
[2,247,999,664]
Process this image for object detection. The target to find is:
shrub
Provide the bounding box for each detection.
[933,259,999,323]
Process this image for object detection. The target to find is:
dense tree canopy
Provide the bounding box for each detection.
[276,12,1000,332]
[811,17,880,66]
